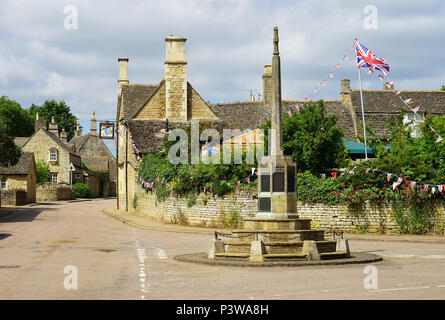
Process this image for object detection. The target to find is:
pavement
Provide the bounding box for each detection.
[2,198,445,299]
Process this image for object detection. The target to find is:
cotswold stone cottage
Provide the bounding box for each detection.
[20,117,83,185]
[116,36,224,211]
[0,152,36,205]
[67,112,117,197]
[116,35,445,211]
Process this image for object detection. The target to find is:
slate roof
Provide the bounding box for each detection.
[120,84,160,120]
[350,90,445,114]
[126,119,225,154]
[67,132,93,152]
[22,128,80,156]
[14,137,30,148]
[0,152,34,175]
[209,100,357,139]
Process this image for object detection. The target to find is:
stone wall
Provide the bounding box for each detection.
[36,183,74,202]
[132,188,445,234]
[1,189,27,206]
[133,188,257,228]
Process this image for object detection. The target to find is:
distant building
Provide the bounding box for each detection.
[0,152,37,204]
[20,116,83,185]
[67,112,117,197]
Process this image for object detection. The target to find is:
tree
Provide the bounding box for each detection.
[0,96,34,137]
[36,160,51,184]
[28,100,77,141]
[259,100,349,173]
[0,124,21,167]
[441,85,445,91]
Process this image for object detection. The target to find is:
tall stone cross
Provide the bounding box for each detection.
[271,27,283,157]
[257,27,297,219]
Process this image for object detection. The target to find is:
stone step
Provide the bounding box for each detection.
[232,230,325,241]
[263,253,307,261]
[221,240,337,254]
[222,241,251,253]
[320,251,349,260]
[243,218,312,231]
[214,253,249,260]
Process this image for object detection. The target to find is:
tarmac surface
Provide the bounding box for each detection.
[1,198,445,299]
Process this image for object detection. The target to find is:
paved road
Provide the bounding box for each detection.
[1,199,445,299]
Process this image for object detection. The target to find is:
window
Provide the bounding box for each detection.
[49,149,58,161]
[403,112,424,138]
[75,174,81,179]
[50,173,58,183]
[1,177,6,190]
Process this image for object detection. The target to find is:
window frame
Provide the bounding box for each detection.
[49,149,58,162]
[50,173,58,183]
[1,177,7,190]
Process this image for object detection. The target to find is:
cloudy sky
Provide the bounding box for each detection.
[1,0,444,128]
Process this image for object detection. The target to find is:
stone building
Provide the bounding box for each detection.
[67,112,117,197]
[116,36,225,211]
[0,152,37,205]
[20,117,83,185]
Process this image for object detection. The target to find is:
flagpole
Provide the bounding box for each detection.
[355,38,368,160]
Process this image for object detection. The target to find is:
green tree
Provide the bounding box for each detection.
[0,96,34,137]
[35,160,51,184]
[259,100,349,173]
[441,85,445,91]
[28,100,77,140]
[0,124,22,167]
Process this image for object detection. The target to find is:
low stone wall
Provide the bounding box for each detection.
[132,186,445,234]
[36,183,74,202]
[133,188,257,228]
[1,189,27,206]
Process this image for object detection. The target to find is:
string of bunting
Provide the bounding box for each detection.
[324,166,445,193]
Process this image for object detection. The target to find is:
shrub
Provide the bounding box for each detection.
[392,202,431,234]
[73,182,90,198]
[36,160,50,184]
[132,194,138,209]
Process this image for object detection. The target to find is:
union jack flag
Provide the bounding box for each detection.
[355,40,390,76]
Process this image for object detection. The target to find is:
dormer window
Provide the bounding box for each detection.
[49,149,58,162]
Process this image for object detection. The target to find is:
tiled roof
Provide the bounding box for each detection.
[0,152,34,175]
[14,137,30,148]
[126,119,225,154]
[121,84,160,120]
[350,90,445,114]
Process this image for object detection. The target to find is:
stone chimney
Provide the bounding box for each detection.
[165,35,188,121]
[118,58,129,85]
[75,121,82,137]
[90,112,97,132]
[60,128,67,143]
[48,117,59,136]
[34,113,47,132]
[340,79,352,105]
[262,65,272,108]
[383,81,394,91]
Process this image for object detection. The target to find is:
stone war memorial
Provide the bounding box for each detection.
[174,28,382,266]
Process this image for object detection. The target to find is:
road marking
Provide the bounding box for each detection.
[132,228,149,300]
[374,286,430,292]
[381,254,416,258]
[421,255,445,259]
[155,248,168,259]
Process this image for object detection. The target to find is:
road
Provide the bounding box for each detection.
[1,199,445,299]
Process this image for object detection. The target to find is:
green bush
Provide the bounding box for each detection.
[73,182,90,198]
[36,160,50,184]
[392,202,432,234]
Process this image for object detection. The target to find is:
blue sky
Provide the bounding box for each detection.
[1,0,444,156]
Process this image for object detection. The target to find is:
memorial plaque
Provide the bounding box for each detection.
[287,167,295,193]
[260,174,270,192]
[259,197,271,212]
[273,172,285,192]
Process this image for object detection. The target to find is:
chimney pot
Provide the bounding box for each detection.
[118,58,129,84]
[90,112,97,132]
